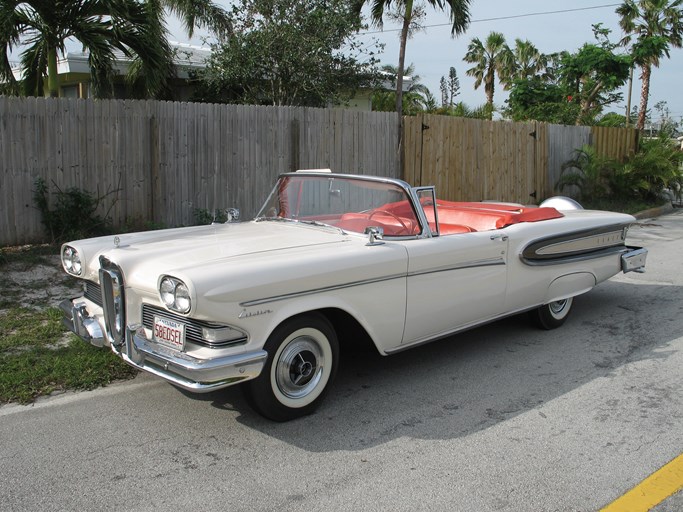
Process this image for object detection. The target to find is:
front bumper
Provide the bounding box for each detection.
[61,299,267,393]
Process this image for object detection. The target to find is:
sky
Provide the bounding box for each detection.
[168,0,683,127]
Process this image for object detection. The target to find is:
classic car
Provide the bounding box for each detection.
[60,171,647,421]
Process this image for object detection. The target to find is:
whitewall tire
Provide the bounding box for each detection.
[245,313,339,421]
[531,297,574,330]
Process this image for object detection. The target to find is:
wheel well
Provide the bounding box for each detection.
[318,308,378,355]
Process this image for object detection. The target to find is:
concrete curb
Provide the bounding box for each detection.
[634,203,677,220]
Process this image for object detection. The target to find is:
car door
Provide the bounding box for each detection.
[401,229,510,345]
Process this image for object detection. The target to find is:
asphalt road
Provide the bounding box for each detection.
[1,211,682,512]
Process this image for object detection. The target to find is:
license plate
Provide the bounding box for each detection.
[153,316,185,351]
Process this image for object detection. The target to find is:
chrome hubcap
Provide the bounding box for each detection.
[275,336,324,399]
[549,298,571,318]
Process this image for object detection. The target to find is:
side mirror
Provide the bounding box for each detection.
[364,226,384,246]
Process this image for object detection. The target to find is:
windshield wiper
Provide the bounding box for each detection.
[255,216,345,234]
[254,216,292,223]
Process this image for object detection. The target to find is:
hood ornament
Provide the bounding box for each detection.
[113,236,121,248]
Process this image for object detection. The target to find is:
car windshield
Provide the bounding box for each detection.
[256,174,422,237]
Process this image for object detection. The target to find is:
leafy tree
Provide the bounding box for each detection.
[357,0,470,121]
[505,27,630,125]
[0,0,231,99]
[558,42,631,124]
[439,66,460,107]
[196,0,379,106]
[463,31,513,117]
[596,111,629,127]
[505,78,579,124]
[617,0,683,130]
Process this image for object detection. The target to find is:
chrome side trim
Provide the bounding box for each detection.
[239,273,406,307]
[521,245,629,267]
[407,257,506,278]
[534,229,625,256]
[521,223,631,265]
[241,257,507,307]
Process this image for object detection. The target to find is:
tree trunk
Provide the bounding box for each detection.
[396,0,413,120]
[47,48,59,98]
[485,70,494,119]
[637,63,651,131]
[395,0,413,174]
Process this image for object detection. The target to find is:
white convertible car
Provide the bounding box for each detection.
[61,171,647,421]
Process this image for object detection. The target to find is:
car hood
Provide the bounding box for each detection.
[75,220,408,308]
[80,221,343,274]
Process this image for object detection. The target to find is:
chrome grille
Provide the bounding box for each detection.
[83,280,102,306]
[142,304,247,349]
[99,257,125,346]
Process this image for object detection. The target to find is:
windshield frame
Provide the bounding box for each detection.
[255,172,431,239]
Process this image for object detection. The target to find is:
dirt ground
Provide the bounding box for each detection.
[0,252,82,312]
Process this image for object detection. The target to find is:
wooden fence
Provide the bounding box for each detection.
[404,115,638,204]
[0,97,399,245]
[0,97,639,246]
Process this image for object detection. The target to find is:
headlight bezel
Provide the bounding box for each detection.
[62,245,83,276]
[159,276,192,314]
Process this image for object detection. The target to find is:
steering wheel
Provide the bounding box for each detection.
[368,210,409,234]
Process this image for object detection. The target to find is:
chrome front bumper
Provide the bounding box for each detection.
[61,299,267,393]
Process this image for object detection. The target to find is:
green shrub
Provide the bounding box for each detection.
[556,145,618,202]
[559,138,683,206]
[620,136,683,202]
[33,178,115,243]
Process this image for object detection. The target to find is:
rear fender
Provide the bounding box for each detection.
[544,272,596,304]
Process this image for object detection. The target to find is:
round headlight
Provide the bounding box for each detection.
[62,246,82,276]
[175,283,191,313]
[159,276,192,314]
[160,277,176,307]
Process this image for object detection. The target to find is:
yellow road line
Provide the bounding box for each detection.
[600,453,683,511]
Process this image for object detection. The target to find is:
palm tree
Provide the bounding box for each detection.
[463,31,513,117]
[617,0,683,130]
[357,0,471,121]
[0,0,230,99]
[373,63,432,115]
[504,38,549,86]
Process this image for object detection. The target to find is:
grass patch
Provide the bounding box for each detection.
[0,338,138,404]
[0,307,65,351]
[0,306,136,404]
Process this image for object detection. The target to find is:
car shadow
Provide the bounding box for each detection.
[173,280,680,452]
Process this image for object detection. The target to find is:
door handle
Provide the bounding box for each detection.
[490,234,508,241]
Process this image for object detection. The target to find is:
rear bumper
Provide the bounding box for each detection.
[621,246,647,273]
[61,299,267,393]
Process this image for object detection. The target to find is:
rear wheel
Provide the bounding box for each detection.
[245,313,338,422]
[531,297,574,330]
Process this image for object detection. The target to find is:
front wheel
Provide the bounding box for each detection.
[245,313,339,422]
[531,297,574,330]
